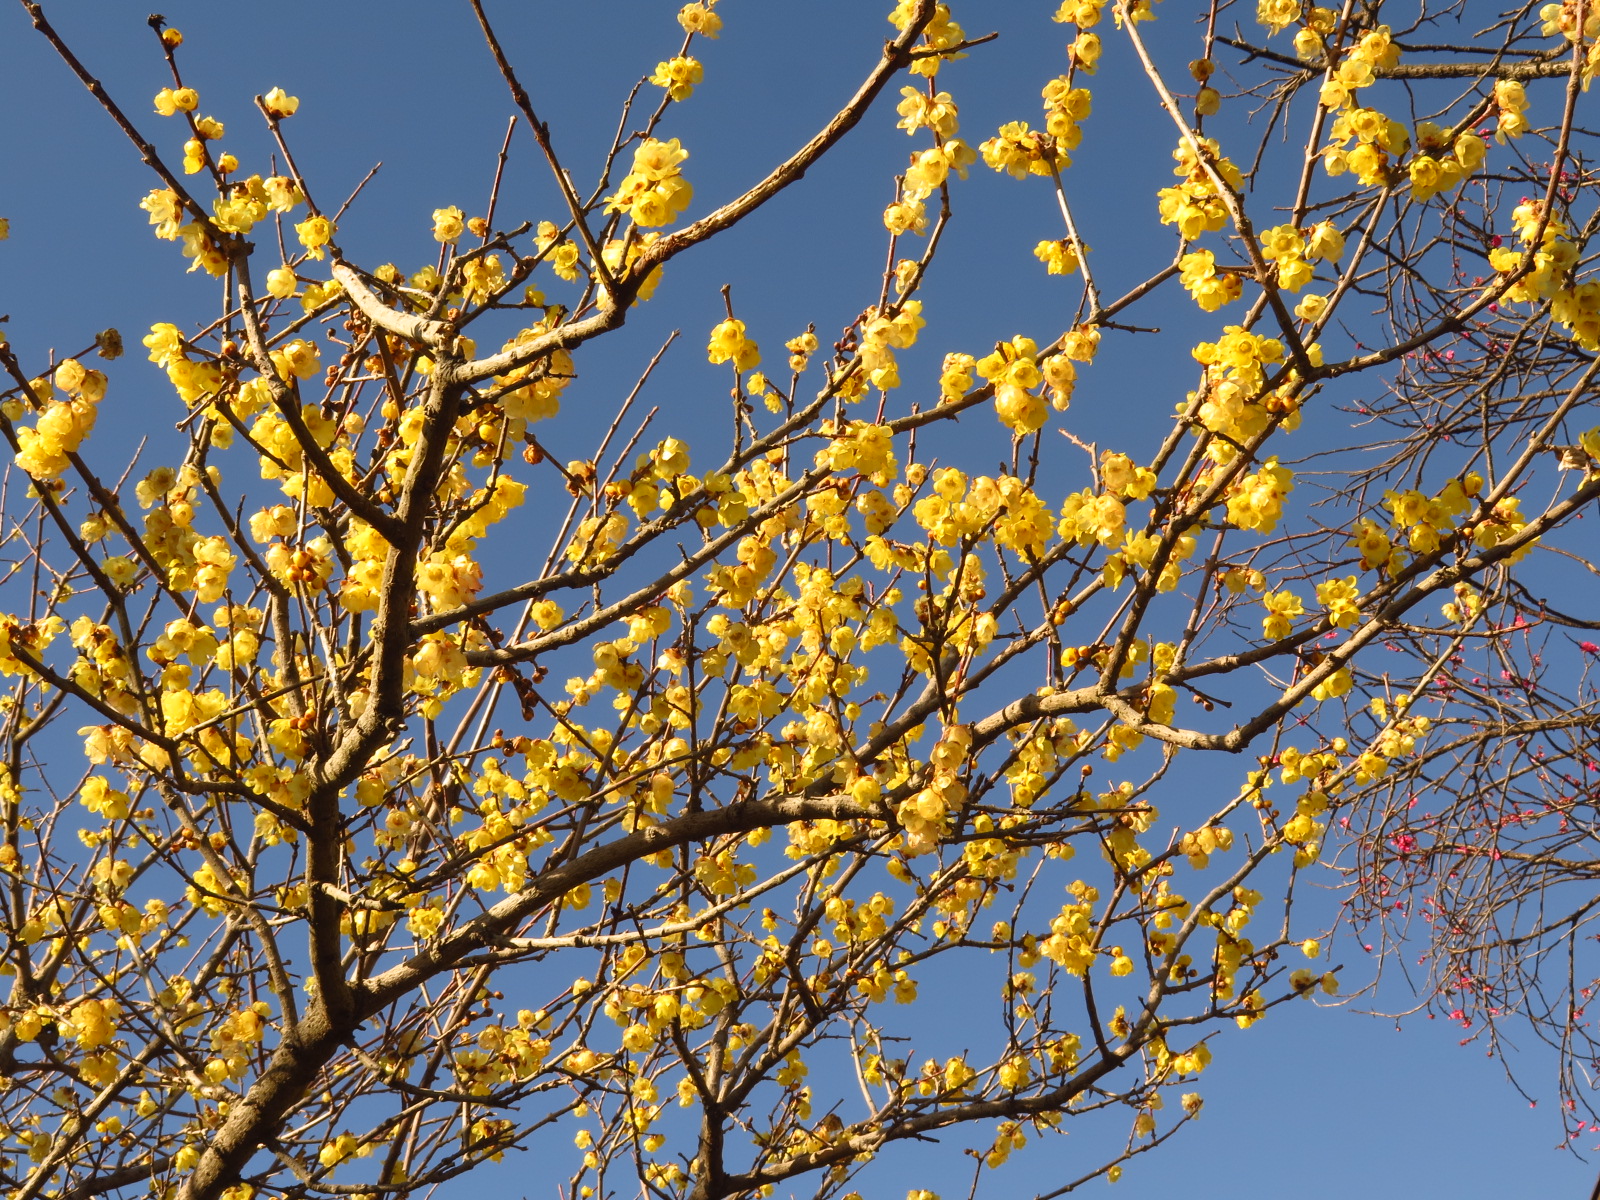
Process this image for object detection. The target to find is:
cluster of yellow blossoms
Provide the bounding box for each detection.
[1539,0,1600,81]
[139,84,318,274]
[888,80,970,236]
[677,1,721,38]
[12,358,105,482]
[1051,0,1107,71]
[855,300,927,391]
[1257,221,1344,294]
[1158,136,1241,242]
[1491,201,1600,351]
[1187,326,1314,460]
[1320,22,1400,108]
[981,75,1089,182]
[650,55,703,102]
[890,1,969,77]
[604,138,693,228]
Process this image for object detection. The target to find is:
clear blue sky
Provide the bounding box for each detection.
[1,1,1593,1195]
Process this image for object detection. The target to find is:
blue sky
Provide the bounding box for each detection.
[1,0,1595,1195]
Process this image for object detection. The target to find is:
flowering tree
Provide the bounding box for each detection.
[1,0,1597,1198]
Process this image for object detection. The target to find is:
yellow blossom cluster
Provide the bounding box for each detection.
[565,511,629,568]
[902,139,976,207]
[977,336,1049,433]
[1224,458,1294,533]
[819,421,899,485]
[295,213,335,261]
[1039,881,1100,974]
[1051,0,1106,26]
[602,230,665,299]
[1257,221,1344,293]
[1158,136,1242,240]
[495,326,576,424]
[1102,523,1197,594]
[1490,201,1600,350]
[1059,487,1126,548]
[976,71,1089,185]
[912,470,1055,559]
[605,138,693,228]
[1318,24,1399,111]
[939,351,976,402]
[1042,77,1092,149]
[1381,474,1482,556]
[1256,0,1302,35]
[856,300,926,390]
[1320,105,1409,185]
[896,724,971,855]
[1539,0,1600,83]
[707,318,760,372]
[212,174,299,234]
[1034,239,1081,277]
[895,86,959,139]
[981,122,1069,180]
[891,2,969,76]
[1187,326,1312,459]
[1177,823,1235,869]
[1407,123,1487,201]
[1494,78,1531,142]
[677,2,721,38]
[1178,249,1239,312]
[13,359,105,482]
[650,55,704,102]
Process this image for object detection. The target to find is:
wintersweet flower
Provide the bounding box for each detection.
[677,2,721,37]
[432,206,465,243]
[261,87,299,118]
[650,56,703,102]
[707,320,759,372]
[295,214,335,260]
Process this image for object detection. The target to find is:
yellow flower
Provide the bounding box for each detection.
[707,319,760,371]
[1305,220,1345,261]
[263,176,303,212]
[678,2,721,37]
[883,199,927,236]
[432,205,465,243]
[103,556,139,588]
[1256,0,1301,33]
[1295,292,1328,321]
[295,214,335,260]
[1178,250,1241,311]
[265,266,297,299]
[318,1133,359,1169]
[981,121,1067,178]
[1034,238,1082,276]
[261,87,299,118]
[897,87,960,137]
[1069,31,1102,73]
[1310,666,1353,701]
